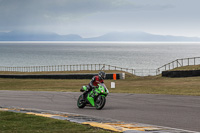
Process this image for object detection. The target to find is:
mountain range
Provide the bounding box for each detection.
[0,30,200,42]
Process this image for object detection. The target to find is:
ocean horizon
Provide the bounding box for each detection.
[0,42,200,70]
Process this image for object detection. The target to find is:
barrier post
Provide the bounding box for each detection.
[113,73,117,80]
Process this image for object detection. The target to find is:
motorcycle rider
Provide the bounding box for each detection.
[81,71,106,102]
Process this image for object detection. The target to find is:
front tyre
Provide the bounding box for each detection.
[95,95,106,110]
[77,95,86,108]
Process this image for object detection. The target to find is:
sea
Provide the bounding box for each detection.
[0,42,200,70]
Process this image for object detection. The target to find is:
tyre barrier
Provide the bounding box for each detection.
[162,70,200,78]
[0,73,125,80]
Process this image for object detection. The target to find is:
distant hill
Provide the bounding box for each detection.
[0,30,200,42]
[84,32,200,42]
[0,30,82,41]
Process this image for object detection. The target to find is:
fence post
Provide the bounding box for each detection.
[131,69,133,74]
[156,69,159,75]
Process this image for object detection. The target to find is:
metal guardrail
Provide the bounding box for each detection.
[156,57,200,74]
[1,57,200,76]
[0,64,157,76]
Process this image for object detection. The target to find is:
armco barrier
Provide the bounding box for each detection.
[0,73,125,80]
[162,70,200,77]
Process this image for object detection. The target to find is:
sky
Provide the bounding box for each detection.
[0,0,200,37]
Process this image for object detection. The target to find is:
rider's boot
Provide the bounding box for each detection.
[81,91,88,103]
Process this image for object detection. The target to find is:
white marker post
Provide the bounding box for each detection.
[111,82,115,88]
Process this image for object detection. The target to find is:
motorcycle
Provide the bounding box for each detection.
[77,83,109,110]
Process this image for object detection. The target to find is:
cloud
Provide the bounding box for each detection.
[0,0,199,37]
[0,1,126,26]
[0,0,173,20]
[0,0,139,31]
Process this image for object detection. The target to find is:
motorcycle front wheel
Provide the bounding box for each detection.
[95,95,106,110]
[77,95,86,108]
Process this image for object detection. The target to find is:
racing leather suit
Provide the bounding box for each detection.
[82,75,104,100]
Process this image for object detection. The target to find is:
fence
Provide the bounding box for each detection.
[156,57,200,74]
[0,64,158,76]
[0,64,107,72]
[1,57,200,76]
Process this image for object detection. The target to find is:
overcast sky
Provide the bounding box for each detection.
[0,0,200,37]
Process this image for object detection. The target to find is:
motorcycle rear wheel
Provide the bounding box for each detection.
[95,95,106,110]
[77,95,86,108]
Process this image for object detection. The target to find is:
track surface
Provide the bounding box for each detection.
[0,90,199,132]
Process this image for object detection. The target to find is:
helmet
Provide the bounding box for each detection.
[98,71,106,80]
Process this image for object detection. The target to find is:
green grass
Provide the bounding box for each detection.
[0,111,115,133]
[0,75,200,96]
[114,76,200,95]
[0,68,200,96]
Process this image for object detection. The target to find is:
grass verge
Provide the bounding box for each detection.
[0,111,115,133]
[0,75,200,96]
[0,69,200,96]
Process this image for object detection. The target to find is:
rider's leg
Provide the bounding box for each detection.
[82,85,92,101]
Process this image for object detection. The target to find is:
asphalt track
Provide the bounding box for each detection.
[0,90,199,132]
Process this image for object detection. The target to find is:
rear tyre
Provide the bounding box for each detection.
[95,95,106,110]
[77,95,86,108]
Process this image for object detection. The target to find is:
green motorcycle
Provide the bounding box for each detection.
[77,83,109,110]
